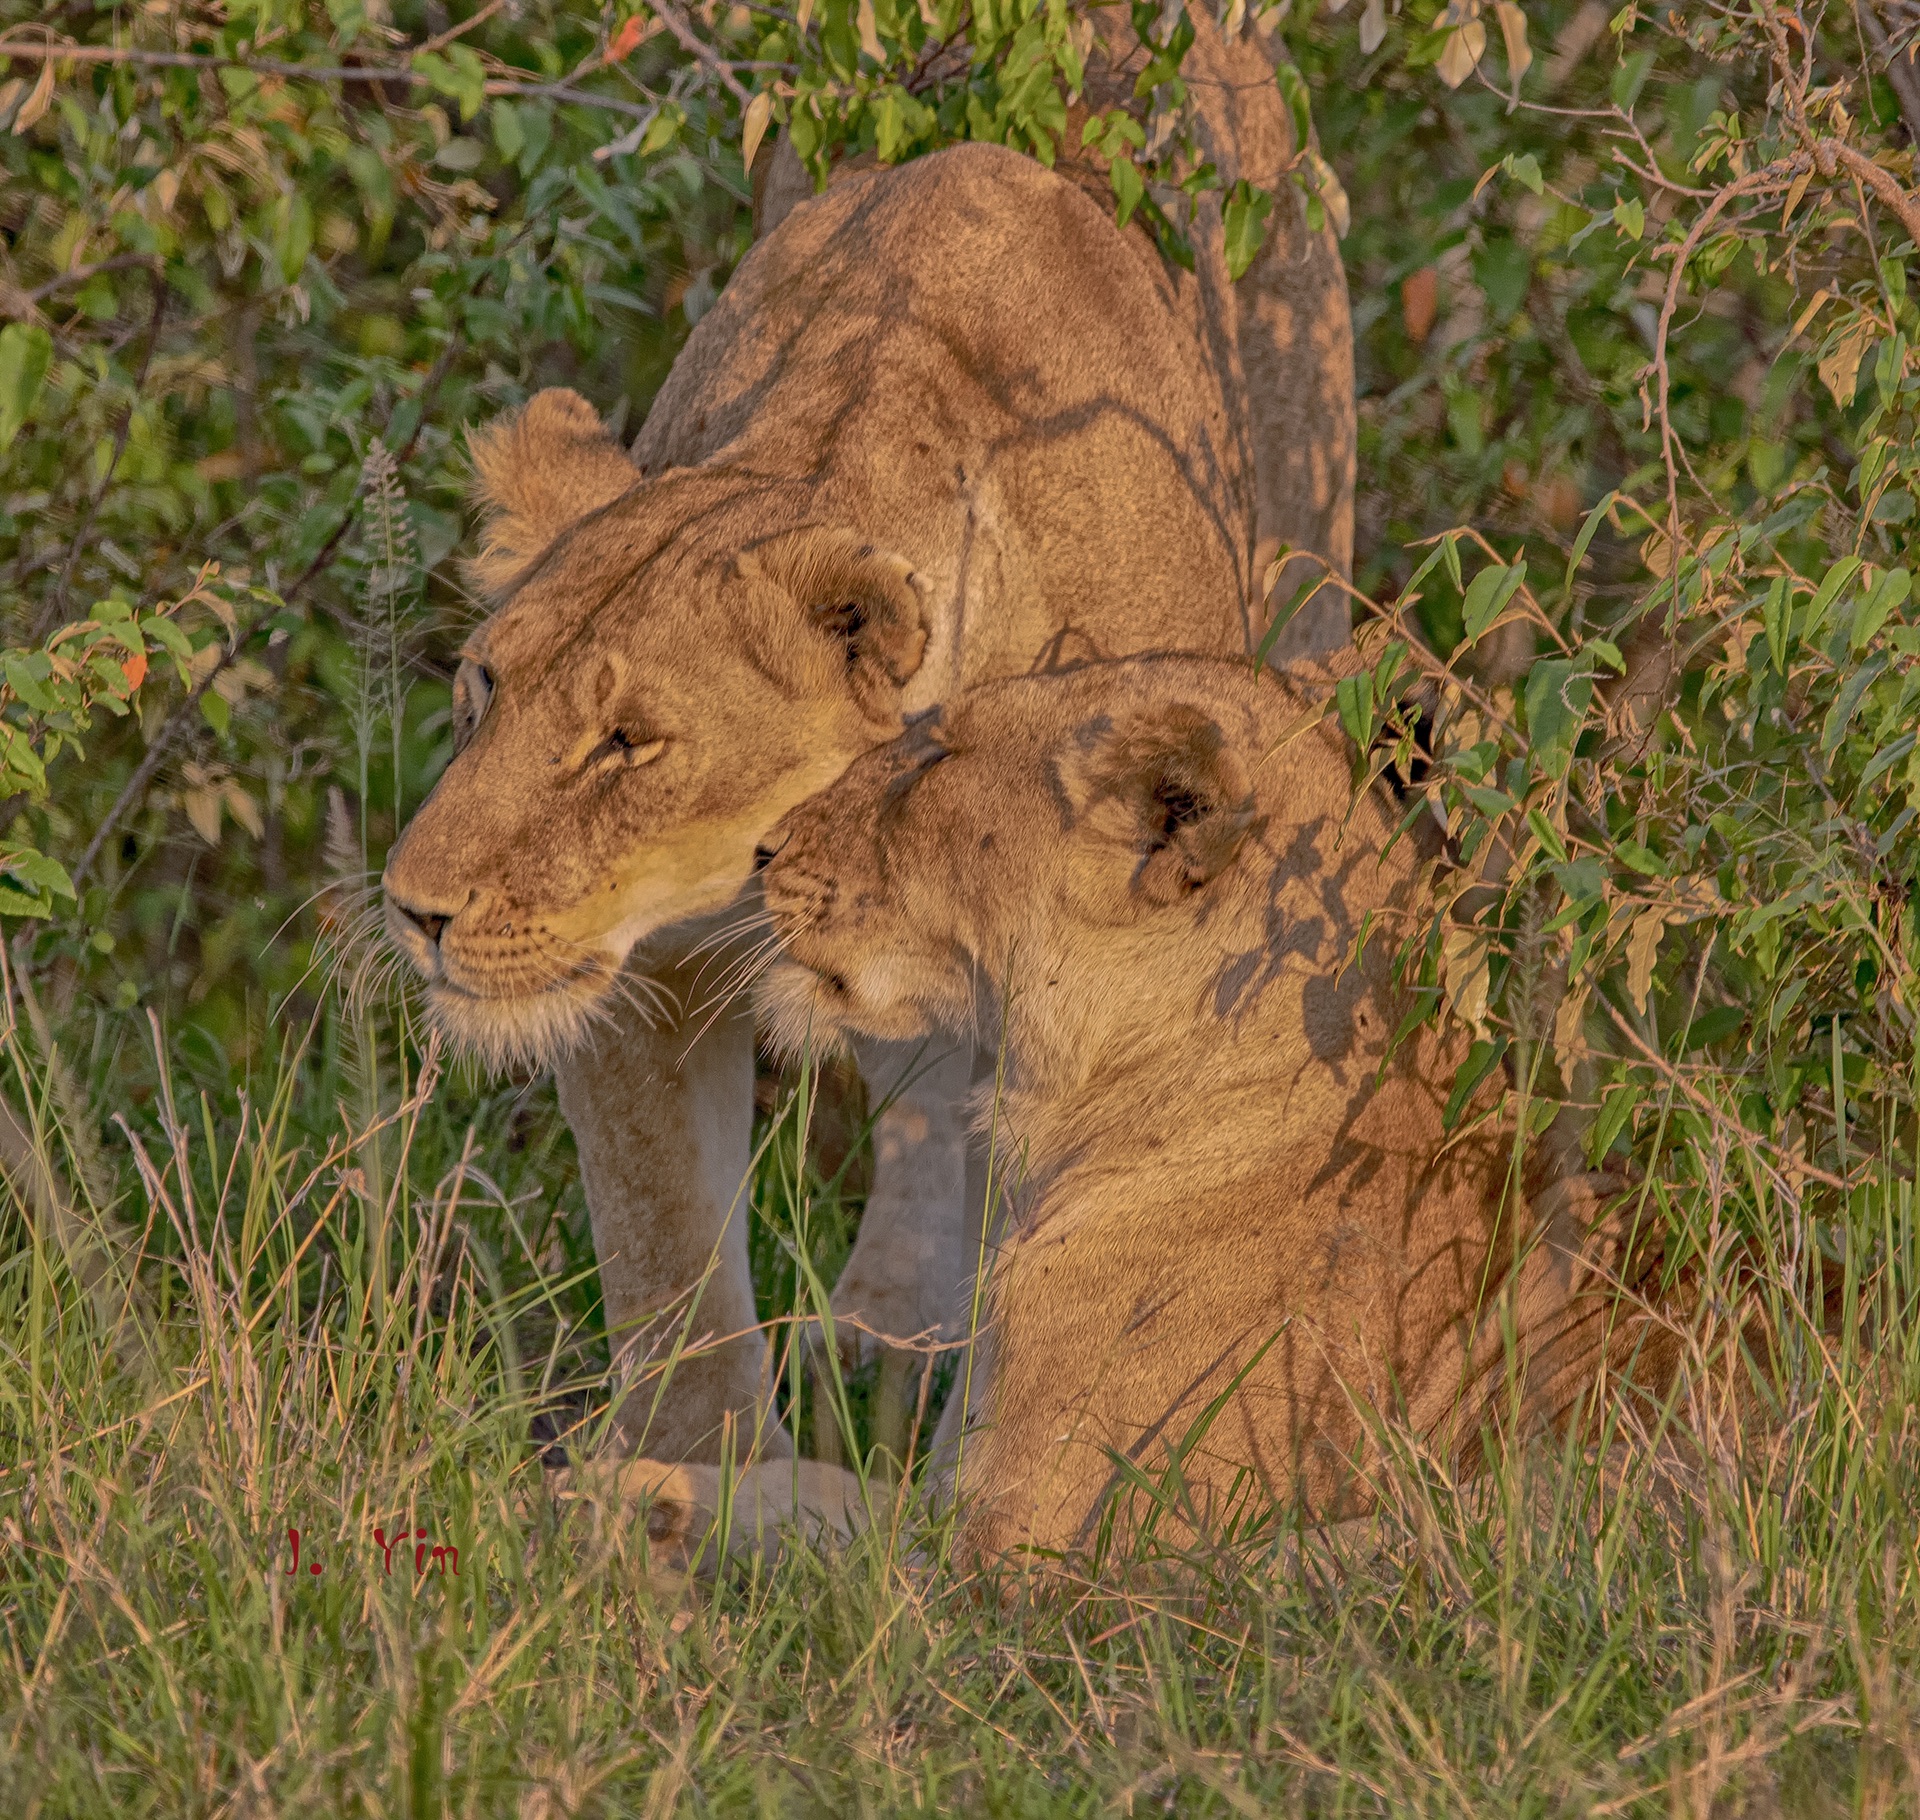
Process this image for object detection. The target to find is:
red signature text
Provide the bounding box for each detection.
[283,1526,461,1577]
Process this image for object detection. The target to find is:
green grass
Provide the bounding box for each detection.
[3,1000,1920,1818]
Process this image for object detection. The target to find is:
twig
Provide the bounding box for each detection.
[417,0,507,56]
[24,254,157,308]
[68,337,463,899]
[1819,136,1920,249]
[0,38,783,124]
[44,261,167,636]
[636,0,755,105]
[1856,0,1920,149]
[1651,157,1808,582]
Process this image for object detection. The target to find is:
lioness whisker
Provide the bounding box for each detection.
[689,931,784,1024]
[683,905,778,968]
[683,935,785,1048]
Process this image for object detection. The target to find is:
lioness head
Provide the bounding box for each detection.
[754,658,1383,1086]
[381,389,931,1066]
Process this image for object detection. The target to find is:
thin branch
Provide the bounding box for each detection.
[0,36,779,123]
[1650,156,1809,580]
[24,254,156,308]
[636,0,755,105]
[1819,137,1920,249]
[43,262,167,637]
[1856,0,1920,149]
[69,337,463,900]
[417,0,508,56]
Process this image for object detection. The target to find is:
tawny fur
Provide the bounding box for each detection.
[756,657,1676,1565]
[381,11,1355,1465]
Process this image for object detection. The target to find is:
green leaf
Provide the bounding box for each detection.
[1682,1004,1745,1051]
[3,653,55,714]
[1441,532,1463,592]
[1588,1079,1640,1161]
[1502,151,1544,195]
[1614,841,1662,876]
[490,99,525,164]
[200,689,231,736]
[1272,60,1312,152]
[1612,195,1645,241]
[144,618,195,679]
[1821,656,1886,755]
[0,885,51,919]
[1525,807,1568,864]
[1109,154,1144,228]
[1444,1036,1508,1131]
[1762,574,1791,671]
[6,849,73,900]
[1335,671,1375,751]
[1801,555,1863,643]
[1854,567,1912,651]
[1560,491,1615,604]
[1222,181,1273,282]
[1461,560,1527,643]
[641,106,685,156]
[0,323,53,457]
[413,45,487,121]
[1253,566,1320,670]
[1523,657,1593,775]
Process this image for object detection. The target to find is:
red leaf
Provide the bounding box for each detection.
[607,14,646,61]
[121,649,148,693]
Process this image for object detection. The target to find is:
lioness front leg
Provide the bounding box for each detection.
[553,960,790,1464]
[827,1040,983,1366]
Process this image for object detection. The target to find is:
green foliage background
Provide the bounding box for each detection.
[3,0,1920,1805]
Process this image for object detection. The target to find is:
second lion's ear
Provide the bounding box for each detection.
[465,390,640,597]
[747,528,930,722]
[1066,704,1263,905]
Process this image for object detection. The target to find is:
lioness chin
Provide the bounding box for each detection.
[755,656,1678,1568]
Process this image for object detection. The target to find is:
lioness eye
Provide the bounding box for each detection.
[587,727,667,770]
[452,658,494,754]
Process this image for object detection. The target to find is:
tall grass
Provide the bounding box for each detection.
[2,982,1918,1817]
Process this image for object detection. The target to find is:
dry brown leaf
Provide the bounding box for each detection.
[223,785,263,839]
[1443,925,1491,1031]
[1779,168,1811,232]
[1553,978,1592,1083]
[13,62,53,136]
[184,786,223,846]
[1309,152,1351,238]
[856,0,885,61]
[1819,313,1877,408]
[1360,0,1387,52]
[1403,265,1440,343]
[1436,3,1487,88]
[1625,906,1665,1014]
[1493,2,1531,83]
[741,91,773,174]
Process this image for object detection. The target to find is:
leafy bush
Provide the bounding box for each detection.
[4,0,1920,1803]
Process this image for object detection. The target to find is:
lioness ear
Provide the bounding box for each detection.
[746,528,930,723]
[466,389,639,597]
[1067,704,1263,905]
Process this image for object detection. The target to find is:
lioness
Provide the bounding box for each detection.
[754,657,1673,1562]
[383,11,1354,1468]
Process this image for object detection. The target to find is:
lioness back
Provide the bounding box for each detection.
[637,142,1257,685]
